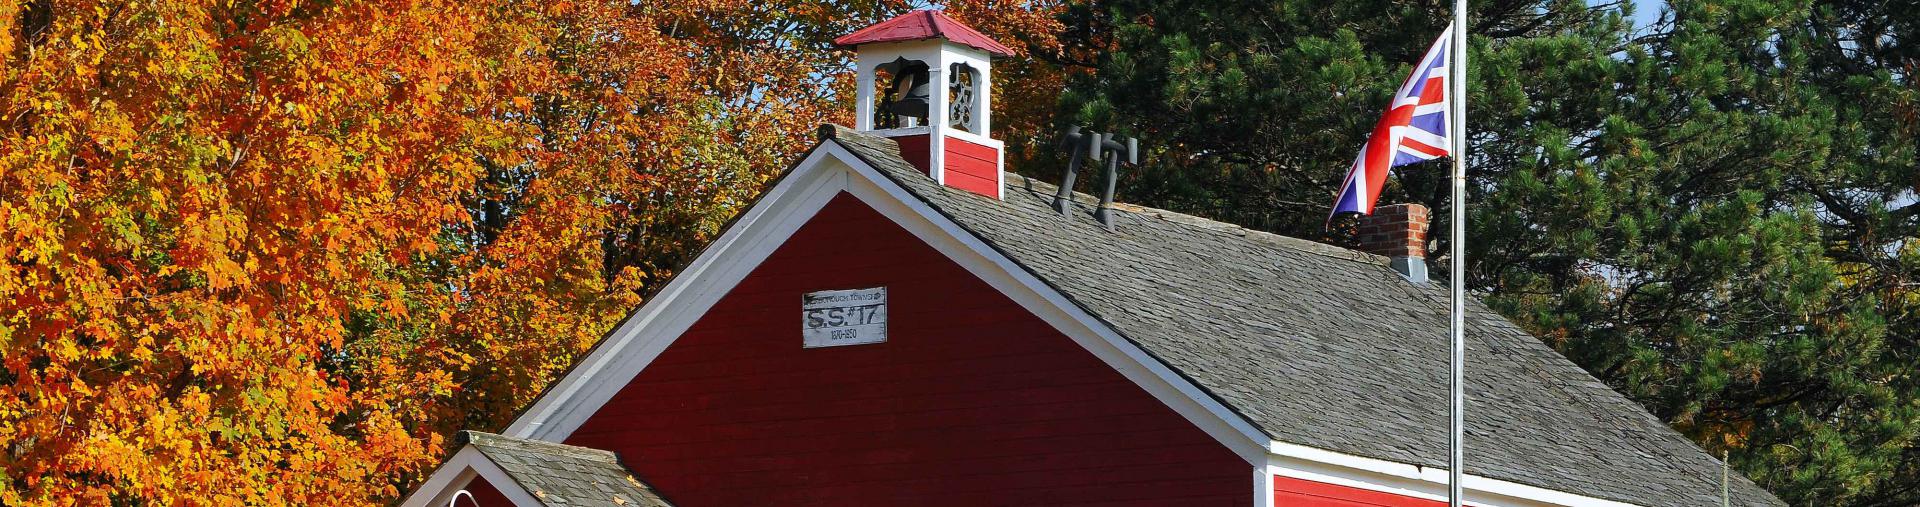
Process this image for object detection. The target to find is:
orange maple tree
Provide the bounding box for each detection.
[1,0,1064,504]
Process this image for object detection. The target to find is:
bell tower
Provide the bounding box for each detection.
[836,10,1012,199]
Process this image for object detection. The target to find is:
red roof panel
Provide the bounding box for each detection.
[834,10,1016,57]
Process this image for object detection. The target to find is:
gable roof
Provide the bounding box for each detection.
[820,125,1782,507]
[833,9,1017,57]
[460,431,673,507]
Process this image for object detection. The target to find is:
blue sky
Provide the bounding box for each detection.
[1627,0,1666,27]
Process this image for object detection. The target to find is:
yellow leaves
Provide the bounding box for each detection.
[381,289,410,320]
[1,0,1071,504]
[52,337,83,362]
[206,256,248,291]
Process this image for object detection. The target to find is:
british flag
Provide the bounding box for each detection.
[1331,27,1455,217]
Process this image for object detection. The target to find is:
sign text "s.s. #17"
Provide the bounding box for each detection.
[802,287,887,348]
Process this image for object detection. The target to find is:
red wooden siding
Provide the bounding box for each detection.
[882,133,1000,198]
[1273,476,1447,507]
[890,133,932,175]
[943,136,1000,197]
[565,194,1248,506]
[457,476,513,506]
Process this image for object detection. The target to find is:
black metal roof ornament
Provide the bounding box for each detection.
[1054,125,1141,231]
[1052,125,1091,215]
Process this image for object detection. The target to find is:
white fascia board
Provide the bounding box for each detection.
[863,120,1003,150]
[832,147,1273,464]
[1253,465,1276,507]
[943,128,1004,150]
[855,39,944,65]
[503,146,852,440]
[1266,441,1642,507]
[400,447,544,507]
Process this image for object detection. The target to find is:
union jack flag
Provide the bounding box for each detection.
[1331,27,1455,217]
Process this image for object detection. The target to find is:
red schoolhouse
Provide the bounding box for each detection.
[402,11,1781,507]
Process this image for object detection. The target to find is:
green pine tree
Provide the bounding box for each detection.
[1044,0,1919,504]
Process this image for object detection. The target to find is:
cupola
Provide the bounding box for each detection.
[835,10,1012,199]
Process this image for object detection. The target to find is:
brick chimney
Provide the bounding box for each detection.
[1357,203,1430,283]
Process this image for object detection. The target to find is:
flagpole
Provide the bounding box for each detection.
[1447,0,1468,506]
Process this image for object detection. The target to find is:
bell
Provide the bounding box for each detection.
[886,75,931,120]
[876,58,931,125]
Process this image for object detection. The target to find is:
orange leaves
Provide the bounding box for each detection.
[2,0,1069,504]
[3,0,499,502]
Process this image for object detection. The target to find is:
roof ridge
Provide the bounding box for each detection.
[816,124,1388,266]
[1010,173,1389,266]
[460,430,621,463]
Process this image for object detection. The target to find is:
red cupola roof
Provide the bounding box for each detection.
[833,9,1016,57]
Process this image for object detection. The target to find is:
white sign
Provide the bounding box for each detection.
[802,287,888,348]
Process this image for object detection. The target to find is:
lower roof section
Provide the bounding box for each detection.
[403,431,672,507]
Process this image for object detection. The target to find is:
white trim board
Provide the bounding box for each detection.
[400,447,543,507]
[1253,465,1277,507]
[503,146,851,440]
[1266,441,1642,507]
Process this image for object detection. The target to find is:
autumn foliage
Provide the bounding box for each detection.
[0,0,1058,504]
[19,0,1915,505]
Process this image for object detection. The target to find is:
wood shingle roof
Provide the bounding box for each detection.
[460,431,674,507]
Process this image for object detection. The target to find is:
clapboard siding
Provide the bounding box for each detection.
[1274,476,1448,507]
[943,136,999,197]
[565,194,1247,506]
[881,133,999,198]
[892,133,931,175]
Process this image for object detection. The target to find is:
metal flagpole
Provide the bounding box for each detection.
[1448,0,1468,506]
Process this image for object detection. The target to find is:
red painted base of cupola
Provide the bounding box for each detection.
[890,133,1002,199]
